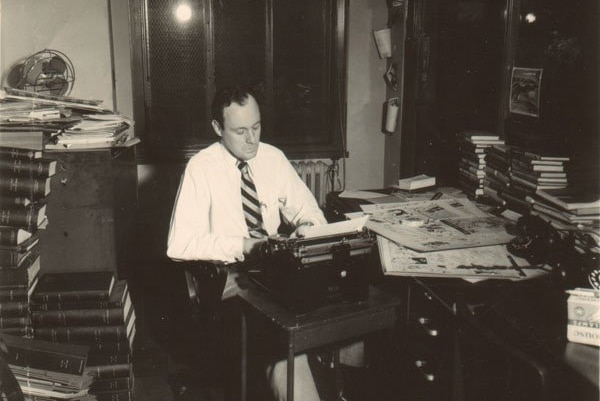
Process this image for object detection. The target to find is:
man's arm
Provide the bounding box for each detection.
[167,164,246,263]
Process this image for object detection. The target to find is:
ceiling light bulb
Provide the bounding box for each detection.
[525,13,536,23]
[175,4,192,22]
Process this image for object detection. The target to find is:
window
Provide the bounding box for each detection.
[129,0,347,163]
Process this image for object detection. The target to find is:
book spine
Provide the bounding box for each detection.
[0,301,29,317]
[32,290,111,303]
[458,170,483,185]
[0,147,41,160]
[0,206,37,229]
[0,196,32,207]
[30,298,126,311]
[0,176,49,200]
[0,327,32,336]
[87,351,131,367]
[33,325,128,343]
[0,249,25,266]
[0,316,29,329]
[0,227,25,246]
[90,377,133,393]
[0,157,55,177]
[482,187,505,205]
[31,308,126,327]
[88,363,132,379]
[483,177,507,193]
[0,269,31,286]
[0,289,28,302]
[5,344,86,375]
[499,192,531,213]
[86,340,131,354]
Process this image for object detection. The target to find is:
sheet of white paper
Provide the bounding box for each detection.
[344,212,367,220]
[338,190,385,200]
[303,216,370,238]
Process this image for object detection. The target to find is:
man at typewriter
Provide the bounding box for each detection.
[167,86,363,401]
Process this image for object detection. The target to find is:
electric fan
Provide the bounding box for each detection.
[14,49,75,96]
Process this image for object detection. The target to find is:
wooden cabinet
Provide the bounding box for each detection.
[40,148,137,276]
[392,278,597,401]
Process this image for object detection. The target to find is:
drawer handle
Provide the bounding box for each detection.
[417,317,439,337]
[414,359,435,382]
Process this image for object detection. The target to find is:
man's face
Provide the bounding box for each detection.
[212,94,261,161]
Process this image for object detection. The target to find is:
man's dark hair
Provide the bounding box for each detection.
[211,86,255,128]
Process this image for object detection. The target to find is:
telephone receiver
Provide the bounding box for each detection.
[507,215,562,263]
[508,215,598,288]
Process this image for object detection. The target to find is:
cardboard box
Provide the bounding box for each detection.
[567,288,600,347]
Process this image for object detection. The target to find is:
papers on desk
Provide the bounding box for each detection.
[362,198,515,252]
[378,236,531,280]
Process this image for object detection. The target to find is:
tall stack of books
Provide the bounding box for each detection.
[0,333,94,400]
[30,271,136,401]
[457,131,505,198]
[505,150,569,213]
[0,145,57,337]
[483,144,511,207]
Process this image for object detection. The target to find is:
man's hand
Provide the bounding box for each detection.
[291,222,314,238]
[243,237,266,256]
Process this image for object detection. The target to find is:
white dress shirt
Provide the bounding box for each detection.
[167,141,327,297]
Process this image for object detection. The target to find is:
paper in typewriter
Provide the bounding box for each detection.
[362,198,516,252]
[377,236,530,280]
[301,215,370,238]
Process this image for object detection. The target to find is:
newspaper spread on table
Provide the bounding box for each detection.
[361,198,516,252]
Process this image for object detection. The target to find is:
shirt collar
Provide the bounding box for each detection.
[217,142,260,173]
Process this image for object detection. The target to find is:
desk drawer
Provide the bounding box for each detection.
[404,282,455,400]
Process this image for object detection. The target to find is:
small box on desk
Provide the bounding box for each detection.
[566,288,600,347]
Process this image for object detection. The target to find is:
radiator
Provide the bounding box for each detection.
[290,160,330,206]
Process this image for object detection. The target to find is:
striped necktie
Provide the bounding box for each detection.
[238,161,268,239]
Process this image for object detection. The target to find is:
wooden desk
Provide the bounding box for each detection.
[238,284,402,401]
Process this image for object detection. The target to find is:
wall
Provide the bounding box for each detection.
[0,0,115,110]
[345,0,388,190]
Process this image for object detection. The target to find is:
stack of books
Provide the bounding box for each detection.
[457,131,505,198]
[30,271,136,401]
[526,188,600,242]
[483,144,511,207]
[0,145,57,337]
[0,333,94,400]
[505,150,569,213]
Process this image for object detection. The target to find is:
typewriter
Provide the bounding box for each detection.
[256,228,377,313]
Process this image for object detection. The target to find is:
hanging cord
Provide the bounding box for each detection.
[326,158,343,194]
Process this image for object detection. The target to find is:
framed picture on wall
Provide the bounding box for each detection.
[509,67,543,117]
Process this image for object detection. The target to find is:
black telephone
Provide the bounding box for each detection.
[508,215,598,287]
[507,215,564,263]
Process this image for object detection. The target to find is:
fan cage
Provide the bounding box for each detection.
[17,49,76,96]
